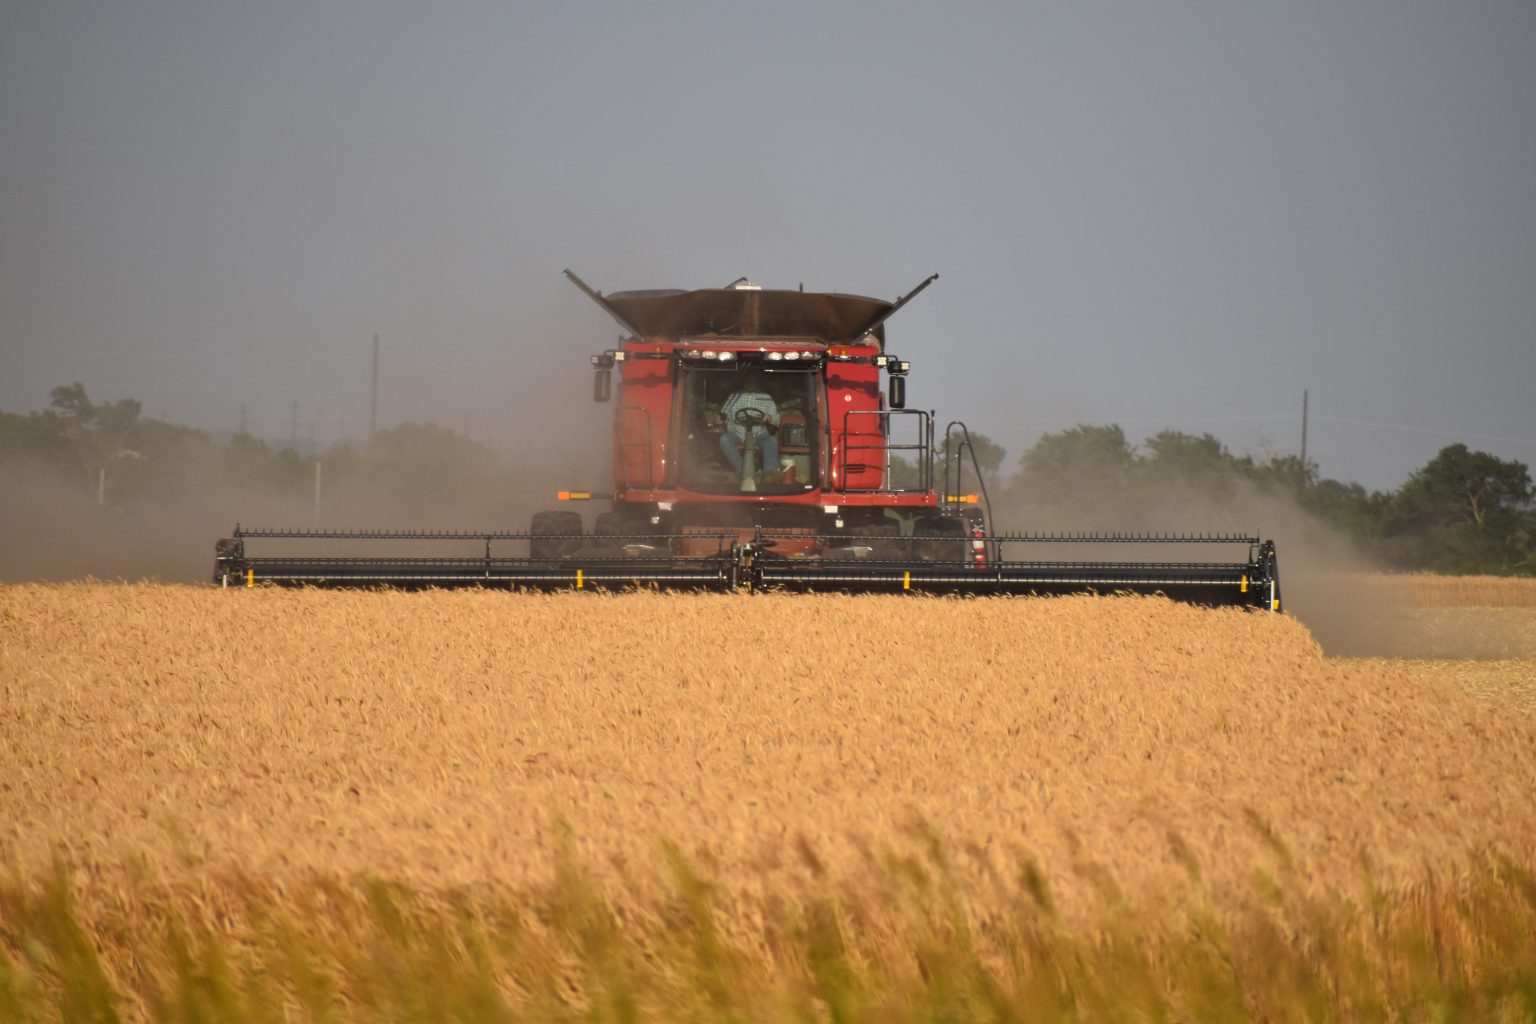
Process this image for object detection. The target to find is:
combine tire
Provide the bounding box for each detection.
[530,510,584,559]
[828,522,900,560]
[911,515,969,562]
[583,512,634,560]
[592,512,626,537]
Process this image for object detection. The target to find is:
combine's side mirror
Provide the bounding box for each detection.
[888,375,906,409]
[593,369,611,403]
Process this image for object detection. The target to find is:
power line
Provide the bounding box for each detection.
[1311,415,1536,447]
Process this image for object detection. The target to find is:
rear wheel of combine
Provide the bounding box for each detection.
[530,510,584,559]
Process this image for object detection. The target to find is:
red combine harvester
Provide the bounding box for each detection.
[215,272,1281,610]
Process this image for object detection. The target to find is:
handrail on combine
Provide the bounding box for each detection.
[940,420,997,556]
[835,408,932,494]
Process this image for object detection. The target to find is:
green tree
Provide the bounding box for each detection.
[1383,444,1534,573]
[94,397,142,435]
[1249,453,1319,496]
[1001,423,1148,521]
[0,409,78,474]
[1011,424,1135,510]
[885,431,1006,492]
[932,430,1006,495]
[938,431,1006,478]
[1300,477,1391,544]
[49,382,95,424]
[1391,444,1532,531]
[1139,430,1240,488]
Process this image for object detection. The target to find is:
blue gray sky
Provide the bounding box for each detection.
[2,0,1533,490]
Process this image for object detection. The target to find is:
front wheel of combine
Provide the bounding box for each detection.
[530,510,584,559]
[827,521,902,560]
[592,511,629,537]
[910,514,970,562]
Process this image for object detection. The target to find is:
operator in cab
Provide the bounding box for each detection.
[718,368,779,477]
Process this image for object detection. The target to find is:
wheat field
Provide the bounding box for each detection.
[1290,572,1536,660]
[1333,572,1536,608]
[3,582,1535,1019]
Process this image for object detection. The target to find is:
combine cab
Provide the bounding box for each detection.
[215,272,1281,611]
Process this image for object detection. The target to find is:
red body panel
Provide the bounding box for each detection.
[825,344,882,491]
[614,342,676,491]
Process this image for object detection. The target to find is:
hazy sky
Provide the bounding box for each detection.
[2,0,1533,490]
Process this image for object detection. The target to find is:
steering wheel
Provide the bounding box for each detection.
[733,408,767,428]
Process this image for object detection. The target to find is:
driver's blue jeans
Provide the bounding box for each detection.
[720,431,778,474]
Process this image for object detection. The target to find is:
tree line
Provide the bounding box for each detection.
[5,384,1533,575]
[0,383,547,529]
[958,424,1532,575]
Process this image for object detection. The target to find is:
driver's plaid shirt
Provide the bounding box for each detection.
[721,390,779,439]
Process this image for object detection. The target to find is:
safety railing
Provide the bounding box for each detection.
[834,408,932,494]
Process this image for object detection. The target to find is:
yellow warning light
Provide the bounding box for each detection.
[944,494,979,504]
[558,491,592,501]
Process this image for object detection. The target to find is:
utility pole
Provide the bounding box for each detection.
[290,400,299,450]
[238,404,248,435]
[370,333,379,444]
[1300,389,1309,468]
[313,460,323,526]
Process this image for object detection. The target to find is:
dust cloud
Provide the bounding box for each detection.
[0,438,603,585]
[989,474,1534,660]
[6,401,1530,662]
[0,328,620,582]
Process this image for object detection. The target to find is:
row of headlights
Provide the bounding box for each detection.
[679,349,822,362]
